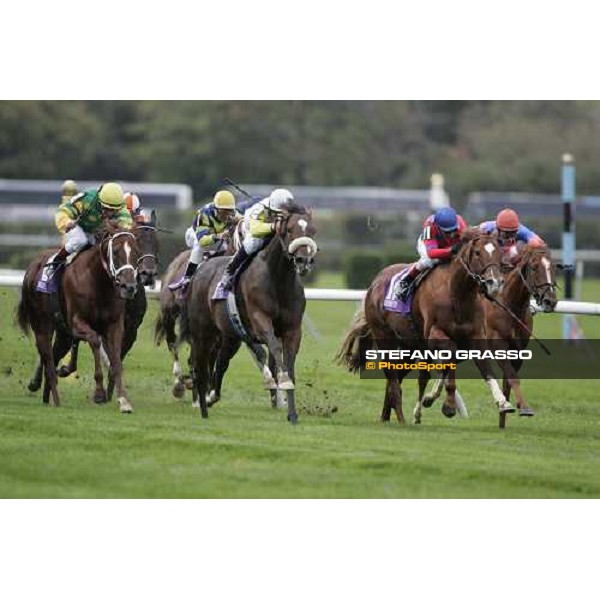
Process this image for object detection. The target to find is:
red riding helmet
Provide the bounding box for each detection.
[496,208,519,232]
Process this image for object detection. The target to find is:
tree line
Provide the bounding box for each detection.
[2,100,600,204]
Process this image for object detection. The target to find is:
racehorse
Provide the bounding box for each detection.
[180,203,317,422]
[338,229,509,425]
[26,211,159,401]
[420,244,558,418]
[17,222,140,412]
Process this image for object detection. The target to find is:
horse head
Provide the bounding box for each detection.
[515,245,558,312]
[133,209,159,286]
[278,204,318,277]
[457,229,504,298]
[98,223,140,300]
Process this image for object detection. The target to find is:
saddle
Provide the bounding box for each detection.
[383,265,432,314]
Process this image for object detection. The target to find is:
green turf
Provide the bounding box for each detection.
[1,273,599,498]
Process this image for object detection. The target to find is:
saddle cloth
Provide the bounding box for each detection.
[383,265,431,314]
[35,250,80,294]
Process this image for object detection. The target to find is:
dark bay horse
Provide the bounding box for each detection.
[156,227,277,403]
[26,211,159,400]
[180,204,317,422]
[339,229,509,425]
[17,223,140,412]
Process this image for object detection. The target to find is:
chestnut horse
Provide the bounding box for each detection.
[25,211,159,401]
[421,245,558,417]
[180,203,317,422]
[339,230,511,425]
[17,223,140,412]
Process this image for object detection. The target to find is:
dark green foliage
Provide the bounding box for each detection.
[343,251,384,288]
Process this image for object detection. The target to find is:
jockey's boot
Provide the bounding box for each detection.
[218,246,249,292]
[46,247,69,279]
[168,260,198,291]
[394,264,419,300]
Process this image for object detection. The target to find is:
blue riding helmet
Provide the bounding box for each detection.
[434,207,458,232]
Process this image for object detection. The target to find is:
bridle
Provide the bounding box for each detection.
[457,237,502,296]
[514,250,557,306]
[134,224,159,271]
[273,211,318,274]
[103,231,138,284]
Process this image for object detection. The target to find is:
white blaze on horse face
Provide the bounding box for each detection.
[298,219,308,233]
[542,257,552,284]
[124,241,132,264]
[484,242,495,256]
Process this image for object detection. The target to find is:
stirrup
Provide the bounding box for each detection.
[168,276,190,291]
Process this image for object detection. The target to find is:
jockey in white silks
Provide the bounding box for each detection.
[213,188,294,295]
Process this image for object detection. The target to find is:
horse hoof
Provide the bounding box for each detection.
[27,380,41,392]
[183,376,194,390]
[57,366,71,378]
[499,404,516,414]
[172,381,185,398]
[191,400,200,408]
[519,407,535,417]
[278,381,295,391]
[441,403,456,418]
[93,391,107,404]
[206,390,219,407]
[287,413,299,425]
[422,395,434,408]
[117,397,134,414]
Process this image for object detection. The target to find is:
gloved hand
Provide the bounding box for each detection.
[64,220,77,232]
[450,243,461,256]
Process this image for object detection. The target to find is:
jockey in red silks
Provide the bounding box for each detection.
[395,206,468,300]
[479,208,545,261]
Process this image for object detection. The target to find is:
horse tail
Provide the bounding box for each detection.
[16,283,33,337]
[336,307,373,373]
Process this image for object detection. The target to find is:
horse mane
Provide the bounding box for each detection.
[283,201,310,216]
[460,227,495,244]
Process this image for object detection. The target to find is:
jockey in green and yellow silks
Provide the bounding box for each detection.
[40,183,132,286]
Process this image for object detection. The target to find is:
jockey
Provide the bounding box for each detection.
[395,206,468,300]
[124,191,141,217]
[214,188,294,294]
[169,190,242,291]
[479,208,545,259]
[61,179,78,204]
[42,182,132,283]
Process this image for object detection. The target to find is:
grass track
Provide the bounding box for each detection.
[1,273,599,498]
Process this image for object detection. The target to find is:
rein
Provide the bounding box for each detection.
[134,224,159,268]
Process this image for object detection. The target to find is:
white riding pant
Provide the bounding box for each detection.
[185,226,204,264]
[65,225,95,254]
[415,236,439,271]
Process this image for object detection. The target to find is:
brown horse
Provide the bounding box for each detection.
[17,223,140,412]
[484,245,557,414]
[421,244,559,417]
[26,211,159,400]
[180,203,317,422]
[339,229,510,425]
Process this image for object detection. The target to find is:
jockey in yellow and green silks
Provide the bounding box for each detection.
[43,182,132,280]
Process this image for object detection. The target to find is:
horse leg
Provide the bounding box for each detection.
[191,341,210,419]
[441,368,458,419]
[57,339,79,378]
[28,356,43,392]
[246,342,277,390]
[422,370,447,407]
[72,315,106,405]
[104,318,132,414]
[497,357,532,417]
[267,351,279,408]
[281,329,303,424]
[413,369,431,424]
[381,371,397,422]
[170,341,187,398]
[209,337,241,407]
[473,357,516,421]
[34,330,60,407]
